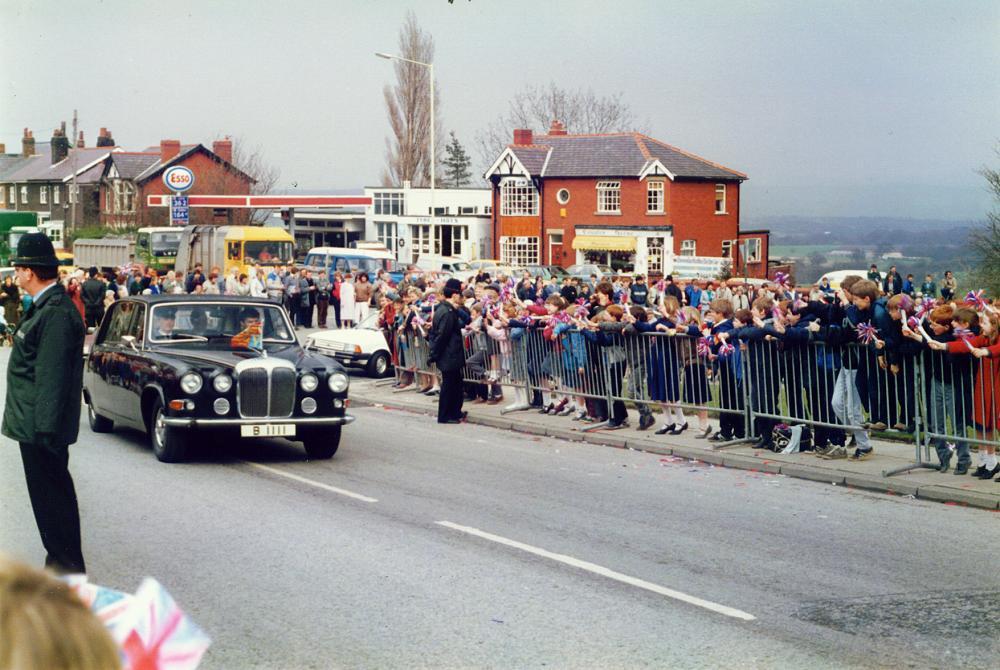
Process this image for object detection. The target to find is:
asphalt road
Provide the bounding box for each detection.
[1,355,999,668]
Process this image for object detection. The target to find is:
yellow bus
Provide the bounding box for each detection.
[176,226,295,276]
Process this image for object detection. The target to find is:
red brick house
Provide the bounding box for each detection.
[101,138,254,229]
[484,122,769,279]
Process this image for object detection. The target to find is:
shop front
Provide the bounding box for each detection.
[571,225,673,276]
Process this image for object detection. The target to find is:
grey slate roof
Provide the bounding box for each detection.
[111,152,161,179]
[508,133,746,181]
[1,147,116,183]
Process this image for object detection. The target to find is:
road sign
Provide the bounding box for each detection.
[163,166,195,193]
[170,195,189,226]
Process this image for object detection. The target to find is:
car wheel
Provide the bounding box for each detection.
[87,402,114,433]
[303,426,341,460]
[366,351,390,378]
[149,398,188,463]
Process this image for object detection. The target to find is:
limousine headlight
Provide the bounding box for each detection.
[328,372,349,393]
[300,373,319,392]
[213,374,233,393]
[180,372,203,395]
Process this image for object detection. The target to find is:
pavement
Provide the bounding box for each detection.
[347,376,1000,512]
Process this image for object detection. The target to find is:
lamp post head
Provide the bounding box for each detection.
[375,52,394,59]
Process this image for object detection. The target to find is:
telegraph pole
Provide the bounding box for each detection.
[70,109,78,231]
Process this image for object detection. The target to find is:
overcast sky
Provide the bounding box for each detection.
[2,0,997,220]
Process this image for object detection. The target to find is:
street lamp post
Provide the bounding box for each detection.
[376,51,435,255]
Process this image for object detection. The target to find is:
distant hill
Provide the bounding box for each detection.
[751,215,980,284]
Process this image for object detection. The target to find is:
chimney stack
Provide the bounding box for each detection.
[512,128,533,146]
[160,139,181,163]
[21,128,35,157]
[212,137,233,164]
[77,131,85,148]
[51,123,71,164]
[96,127,115,147]
[548,120,567,136]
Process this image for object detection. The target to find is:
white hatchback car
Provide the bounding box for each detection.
[305,311,392,377]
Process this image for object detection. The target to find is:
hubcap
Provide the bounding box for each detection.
[376,356,387,374]
[154,409,166,449]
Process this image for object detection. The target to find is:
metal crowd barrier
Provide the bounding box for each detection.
[387,323,999,472]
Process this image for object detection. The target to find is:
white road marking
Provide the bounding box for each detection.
[247,462,378,503]
[436,520,756,621]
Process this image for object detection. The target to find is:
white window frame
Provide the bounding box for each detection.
[459,206,477,215]
[411,224,433,260]
[741,238,762,263]
[715,183,727,214]
[39,185,48,205]
[721,239,734,258]
[20,185,28,204]
[646,180,664,214]
[680,239,696,257]
[7,186,14,204]
[596,180,621,213]
[373,191,404,216]
[499,236,540,266]
[69,184,78,204]
[436,224,467,257]
[646,237,665,275]
[556,188,570,205]
[374,221,398,254]
[484,205,492,215]
[500,178,538,216]
[53,185,60,205]
[112,179,137,214]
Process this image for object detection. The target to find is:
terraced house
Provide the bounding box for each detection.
[0,126,253,239]
[484,121,769,278]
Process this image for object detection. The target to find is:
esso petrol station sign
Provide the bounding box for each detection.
[163,166,195,193]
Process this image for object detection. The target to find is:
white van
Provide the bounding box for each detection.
[818,269,884,289]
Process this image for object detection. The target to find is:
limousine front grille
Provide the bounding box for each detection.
[235,360,296,419]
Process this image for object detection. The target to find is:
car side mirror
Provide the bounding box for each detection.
[121,335,139,351]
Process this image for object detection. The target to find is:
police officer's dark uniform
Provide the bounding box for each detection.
[2,233,86,574]
[429,278,467,424]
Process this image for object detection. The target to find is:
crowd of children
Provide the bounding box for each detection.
[378,270,1000,481]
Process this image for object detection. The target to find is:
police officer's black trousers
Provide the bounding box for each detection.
[19,442,85,574]
[437,369,465,423]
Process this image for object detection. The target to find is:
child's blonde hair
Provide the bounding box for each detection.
[681,306,702,326]
[0,555,121,669]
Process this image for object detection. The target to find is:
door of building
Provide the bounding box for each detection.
[548,232,564,266]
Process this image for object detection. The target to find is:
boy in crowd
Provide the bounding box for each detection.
[707,298,746,442]
[734,296,780,449]
[630,275,650,307]
[812,275,874,460]
[923,306,977,473]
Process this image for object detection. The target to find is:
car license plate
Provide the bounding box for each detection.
[241,424,296,438]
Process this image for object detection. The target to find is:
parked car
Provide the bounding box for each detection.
[524,265,570,281]
[414,255,476,282]
[305,311,392,378]
[83,295,354,462]
[566,264,613,281]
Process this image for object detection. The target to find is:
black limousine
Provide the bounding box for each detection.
[83,295,354,462]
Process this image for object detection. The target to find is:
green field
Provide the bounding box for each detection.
[770,244,841,258]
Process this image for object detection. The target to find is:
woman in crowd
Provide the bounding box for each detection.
[354,272,373,324]
[340,273,356,329]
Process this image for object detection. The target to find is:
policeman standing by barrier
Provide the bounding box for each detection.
[430,278,467,424]
[2,233,87,574]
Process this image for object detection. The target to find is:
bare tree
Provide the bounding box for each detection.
[208,135,281,225]
[382,11,441,187]
[474,82,645,171]
[968,144,1000,294]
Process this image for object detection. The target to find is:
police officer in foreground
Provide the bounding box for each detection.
[2,233,86,574]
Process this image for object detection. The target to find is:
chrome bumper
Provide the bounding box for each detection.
[162,415,355,428]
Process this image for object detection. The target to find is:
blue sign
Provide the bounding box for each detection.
[171,195,190,226]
